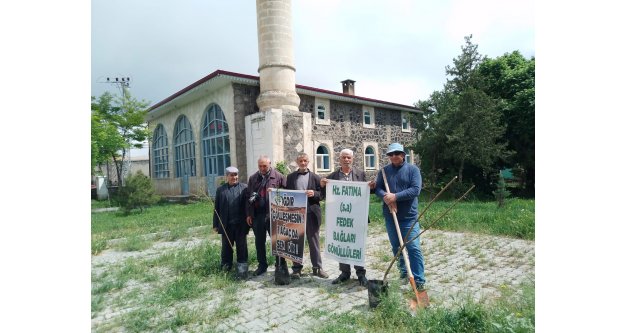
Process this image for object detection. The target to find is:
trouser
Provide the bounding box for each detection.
[220,223,249,266]
[338,263,366,277]
[292,212,322,272]
[384,218,426,285]
[252,214,270,268]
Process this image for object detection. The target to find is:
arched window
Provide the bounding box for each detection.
[364,146,376,170]
[152,124,169,178]
[316,145,330,171]
[201,104,230,177]
[174,115,196,177]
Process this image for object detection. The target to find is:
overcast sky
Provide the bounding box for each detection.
[91,0,534,107]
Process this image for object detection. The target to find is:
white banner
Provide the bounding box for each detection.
[324,180,369,266]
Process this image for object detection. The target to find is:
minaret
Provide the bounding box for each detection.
[246,0,311,174]
[255,0,300,112]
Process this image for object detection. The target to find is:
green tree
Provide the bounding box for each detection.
[91,90,150,183]
[414,36,508,188]
[492,171,511,207]
[478,51,535,196]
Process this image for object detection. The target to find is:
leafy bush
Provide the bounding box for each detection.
[115,170,160,214]
[275,160,290,175]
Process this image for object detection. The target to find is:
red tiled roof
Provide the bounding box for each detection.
[148,69,419,112]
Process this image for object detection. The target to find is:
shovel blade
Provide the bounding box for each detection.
[417,290,430,308]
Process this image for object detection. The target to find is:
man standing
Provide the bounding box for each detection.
[213,166,249,279]
[246,155,287,276]
[320,148,375,286]
[375,143,426,292]
[286,153,328,279]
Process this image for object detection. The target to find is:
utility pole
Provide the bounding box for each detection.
[102,76,132,186]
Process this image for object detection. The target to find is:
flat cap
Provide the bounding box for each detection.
[225,166,239,174]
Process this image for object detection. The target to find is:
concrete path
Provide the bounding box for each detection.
[91,228,534,332]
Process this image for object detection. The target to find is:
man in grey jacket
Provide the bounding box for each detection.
[320,148,375,286]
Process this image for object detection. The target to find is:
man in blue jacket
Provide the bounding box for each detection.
[375,143,426,291]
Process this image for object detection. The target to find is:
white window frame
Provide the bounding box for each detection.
[401,112,411,132]
[362,105,375,128]
[314,140,333,172]
[315,97,331,125]
[362,141,379,171]
[405,149,419,165]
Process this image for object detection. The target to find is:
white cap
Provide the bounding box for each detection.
[225,166,239,174]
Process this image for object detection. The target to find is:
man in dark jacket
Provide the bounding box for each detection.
[321,148,375,286]
[246,155,287,276]
[286,153,329,279]
[213,166,249,278]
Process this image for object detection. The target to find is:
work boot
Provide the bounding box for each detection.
[291,270,301,279]
[221,263,232,271]
[253,265,267,276]
[416,283,426,292]
[312,267,329,279]
[331,272,350,284]
[236,262,249,280]
[357,275,368,287]
[274,260,291,285]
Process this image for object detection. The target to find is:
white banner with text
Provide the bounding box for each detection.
[324,180,370,266]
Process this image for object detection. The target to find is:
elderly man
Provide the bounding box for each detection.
[320,148,375,286]
[286,152,328,279]
[375,143,426,292]
[213,166,249,279]
[246,155,287,276]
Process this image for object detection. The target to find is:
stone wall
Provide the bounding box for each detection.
[281,109,305,172]
[307,99,414,176]
[233,83,260,178]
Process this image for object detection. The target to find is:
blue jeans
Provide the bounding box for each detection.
[384,217,426,285]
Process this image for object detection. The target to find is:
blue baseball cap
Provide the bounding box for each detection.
[386,143,406,155]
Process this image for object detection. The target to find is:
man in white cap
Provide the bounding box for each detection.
[213,166,249,279]
[320,148,376,286]
[375,143,426,292]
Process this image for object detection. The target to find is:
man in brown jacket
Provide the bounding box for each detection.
[246,155,287,276]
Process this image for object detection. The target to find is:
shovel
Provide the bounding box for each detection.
[382,184,476,309]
